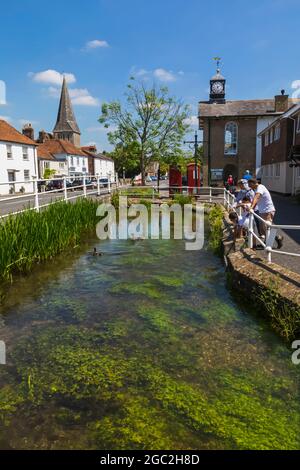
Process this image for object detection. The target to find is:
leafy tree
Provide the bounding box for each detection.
[43,168,56,180]
[99,78,190,185]
[107,142,140,179]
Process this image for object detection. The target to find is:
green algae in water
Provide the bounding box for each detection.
[0,237,300,450]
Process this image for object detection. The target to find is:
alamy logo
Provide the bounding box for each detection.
[0,80,6,105]
[0,341,6,365]
[291,80,300,100]
[96,196,205,251]
[292,340,300,365]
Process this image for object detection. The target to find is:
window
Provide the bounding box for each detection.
[269,128,273,144]
[297,166,300,178]
[6,144,12,159]
[71,156,74,166]
[265,165,269,177]
[77,157,80,165]
[224,122,238,155]
[269,164,273,177]
[22,147,29,160]
[297,116,300,133]
[59,162,64,169]
[275,163,280,177]
[274,125,281,141]
[44,162,50,169]
[24,170,30,181]
[264,132,269,147]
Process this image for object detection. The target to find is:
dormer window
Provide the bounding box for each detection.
[224,122,238,155]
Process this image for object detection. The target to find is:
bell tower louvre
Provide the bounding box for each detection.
[53,76,81,147]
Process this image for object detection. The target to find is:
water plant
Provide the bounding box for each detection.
[0,199,100,283]
[208,205,224,255]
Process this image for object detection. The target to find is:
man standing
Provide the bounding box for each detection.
[235,179,255,204]
[248,179,283,249]
[243,170,253,181]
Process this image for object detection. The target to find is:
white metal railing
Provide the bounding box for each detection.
[1,180,299,264]
[221,187,300,263]
[0,175,116,219]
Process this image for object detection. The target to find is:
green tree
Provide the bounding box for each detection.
[99,78,190,185]
[108,142,140,179]
[43,168,56,180]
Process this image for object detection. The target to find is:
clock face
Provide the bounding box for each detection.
[212,81,224,94]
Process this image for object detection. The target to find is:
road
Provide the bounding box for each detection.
[0,189,110,218]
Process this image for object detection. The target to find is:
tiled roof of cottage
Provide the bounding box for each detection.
[0,119,37,146]
[199,99,299,118]
[37,139,86,160]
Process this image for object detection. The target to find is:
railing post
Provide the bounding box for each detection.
[266,224,272,263]
[63,176,67,202]
[33,177,39,212]
[108,176,111,194]
[209,187,212,203]
[248,211,254,249]
[223,188,226,208]
[96,174,100,196]
[83,175,87,198]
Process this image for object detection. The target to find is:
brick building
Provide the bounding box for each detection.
[198,65,298,185]
[259,103,300,195]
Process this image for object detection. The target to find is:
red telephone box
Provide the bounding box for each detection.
[169,166,182,195]
[187,163,201,195]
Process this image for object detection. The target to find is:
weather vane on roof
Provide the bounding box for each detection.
[213,57,222,70]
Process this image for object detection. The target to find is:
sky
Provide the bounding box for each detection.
[1,0,300,151]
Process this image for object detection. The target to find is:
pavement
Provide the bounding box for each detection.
[0,189,111,218]
[258,193,300,275]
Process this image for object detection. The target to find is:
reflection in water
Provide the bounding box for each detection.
[0,236,299,450]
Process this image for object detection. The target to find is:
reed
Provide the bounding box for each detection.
[0,199,100,282]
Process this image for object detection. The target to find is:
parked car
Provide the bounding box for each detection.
[47,179,64,191]
[100,178,109,188]
[150,176,158,182]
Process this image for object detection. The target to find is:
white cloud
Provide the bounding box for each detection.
[29,69,76,86]
[291,80,300,99]
[131,67,183,83]
[184,116,198,127]
[47,86,99,107]
[153,68,177,82]
[85,39,109,50]
[70,88,99,106]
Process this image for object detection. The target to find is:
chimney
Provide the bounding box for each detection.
[86,145,97,153]
[22,123,34,141]
[275,90,289,113]
[38,130,51,143]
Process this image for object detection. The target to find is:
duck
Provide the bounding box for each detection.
[92,247,103,256]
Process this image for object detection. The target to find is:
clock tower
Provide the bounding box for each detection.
[209,59,226,104]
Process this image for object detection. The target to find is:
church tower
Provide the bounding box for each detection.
[209,58,226,104]
[53,76,81,147]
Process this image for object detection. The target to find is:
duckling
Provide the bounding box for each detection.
[92,247,103,256]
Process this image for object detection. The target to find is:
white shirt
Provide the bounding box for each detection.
[255,185,275,214]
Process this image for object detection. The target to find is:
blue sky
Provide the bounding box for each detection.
[1,0,300,151]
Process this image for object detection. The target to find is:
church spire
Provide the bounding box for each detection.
[53,76,81,146]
